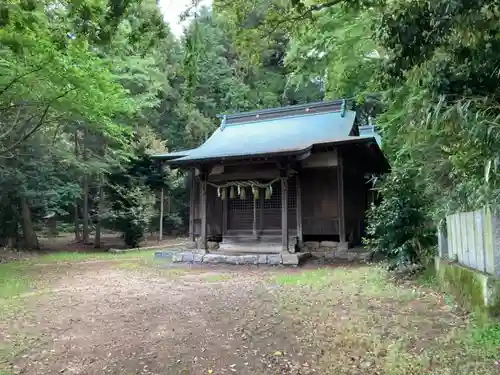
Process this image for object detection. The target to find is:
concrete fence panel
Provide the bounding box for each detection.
[445,207,500,277]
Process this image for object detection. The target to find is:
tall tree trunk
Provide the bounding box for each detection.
[20,196,39,250]
[74,203,81,242]
[74,130,81,242]
[94,182,103,248]
[82,176,90,243]
[159,187,164,242]
[82,129,90,244]
[6,200,19,249]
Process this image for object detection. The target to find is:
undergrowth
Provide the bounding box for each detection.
[274,265,500,373]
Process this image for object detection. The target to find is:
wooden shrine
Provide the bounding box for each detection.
[154,100,388,253]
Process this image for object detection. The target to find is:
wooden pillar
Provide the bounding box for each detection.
[337,151,346,244]
[259,188,264,235]
[199,170,208,251]
[188,169,196,242]
[281,174,289,252]
[253,194,257,238]
[159,187,164,241]
[295,174,303,248]
[222,190,228,238]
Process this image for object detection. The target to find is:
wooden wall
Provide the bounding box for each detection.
[191,154,368,243]
[343,167,366,244]
[300,168,339,236]
[192,183,222,237]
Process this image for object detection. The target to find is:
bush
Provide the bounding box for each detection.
[105,182,156,247]
[364,169,437,269]
[149,212,184,235]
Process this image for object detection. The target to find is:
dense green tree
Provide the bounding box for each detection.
[213,0,500,266]
[0,0,318,250]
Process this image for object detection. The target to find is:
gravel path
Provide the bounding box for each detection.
[1,262,481,375]
[5,265,313,375]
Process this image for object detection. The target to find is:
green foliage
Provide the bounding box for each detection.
[105,180,156,247]
[105,144,166,247]
[285,4,377,99]
[364,170,437,269]
[221,0,500,266]
[471,323,500,348]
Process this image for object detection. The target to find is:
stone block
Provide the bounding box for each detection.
[324,252,337,260]
[239,255,259,265]
[335,250,349,260]
[304,241,320,250]
[267,254,282,265]
[224,255,239,265]
[297,252,312,263]
[207,241,220,250]
[347,252,359,262]
[185,241,197,250]
[193,253,204,263]
[435,257,500,316]
[320,241,338,248]
[258,254,268,264]
[282,254,299,266]
[202,254,226,263]
[337,241,349,251]
[359,251,373,262]
[172,253,183,263]
[154,251,172,259]
[182,252,194,263]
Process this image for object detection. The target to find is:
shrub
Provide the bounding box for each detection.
[364,169,437,269]
[105,182,156,247]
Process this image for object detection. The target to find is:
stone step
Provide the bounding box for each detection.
[165,251,312,266]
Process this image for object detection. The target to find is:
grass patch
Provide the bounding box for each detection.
[202,274,233,282]
[272,265,499,374]
[0,250,161,314]
[0,263,33,302]
[272,266,405,297]
[37,250,156,263]
[470,321,500,356]
[415,267,437,287]
[272,268,336,287]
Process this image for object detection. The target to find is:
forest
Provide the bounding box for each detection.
[2,0,500,266]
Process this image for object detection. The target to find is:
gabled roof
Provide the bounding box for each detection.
[154,99,381,165]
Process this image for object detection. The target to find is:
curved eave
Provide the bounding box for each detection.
[151,149,194,161]
[165,136,387,169]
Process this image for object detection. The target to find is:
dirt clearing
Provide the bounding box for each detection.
[0,257,498,375]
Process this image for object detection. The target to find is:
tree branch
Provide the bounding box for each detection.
[0,88,76,155]
[0,66,45,96]
[267,0,344,33]
[0,105,23,141]
[0,100,41,112]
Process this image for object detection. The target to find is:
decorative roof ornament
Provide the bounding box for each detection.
[340,99,346,117]
[220,114,228,131]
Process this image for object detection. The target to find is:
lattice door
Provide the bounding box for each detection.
[227,187,255,231]
[226,178,297,231]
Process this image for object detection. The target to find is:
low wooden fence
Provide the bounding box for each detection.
[440,207,500,276]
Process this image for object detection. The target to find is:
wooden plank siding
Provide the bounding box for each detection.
[192,155,368,245]
[300,168,339,236]
[343,166,368,245]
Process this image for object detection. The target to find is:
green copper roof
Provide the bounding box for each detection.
[154,100,381,164]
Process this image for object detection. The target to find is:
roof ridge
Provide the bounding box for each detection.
[216,98,352,120]
[220,108,353,129]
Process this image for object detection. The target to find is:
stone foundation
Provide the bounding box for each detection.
[304,241,370,262]
[165,251,311,266]
[435,257,500,316]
